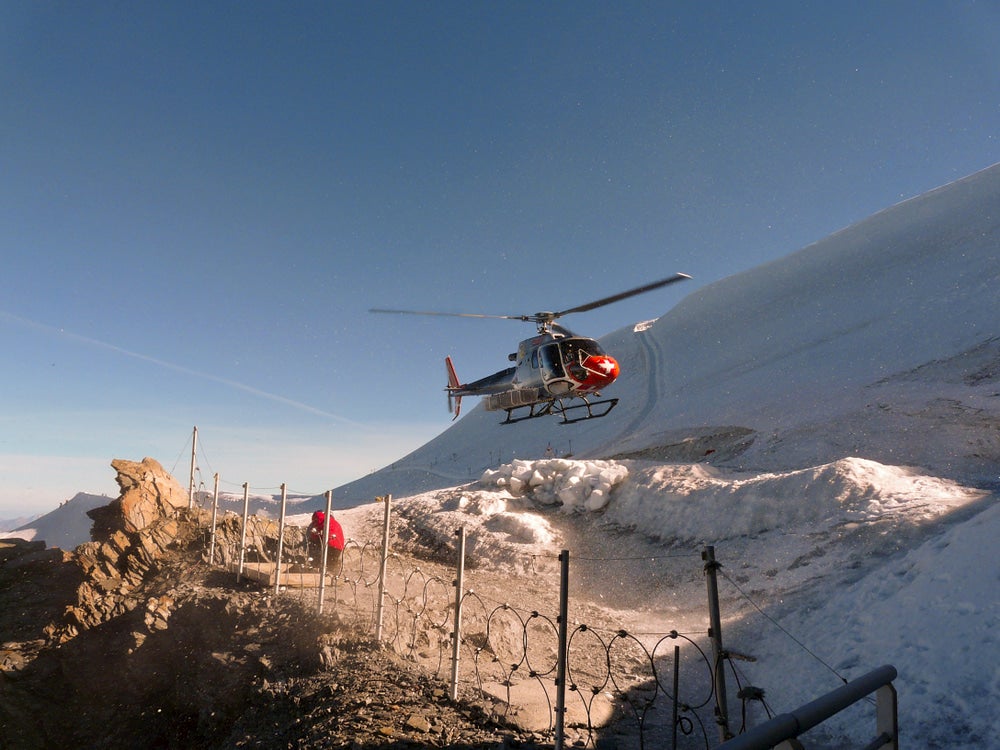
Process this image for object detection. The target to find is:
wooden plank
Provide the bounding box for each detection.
[226,561,330,587]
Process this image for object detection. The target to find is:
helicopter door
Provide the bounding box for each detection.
[539,343,566,382]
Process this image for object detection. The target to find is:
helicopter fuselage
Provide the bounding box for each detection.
[372,271,690,424]
[446,327,621,423]
[509,331,619,398]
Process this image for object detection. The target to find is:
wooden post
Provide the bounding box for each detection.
[318,490,333,615]
[187,425,198,508]
[208,473,220,565]
[237,482,250,583]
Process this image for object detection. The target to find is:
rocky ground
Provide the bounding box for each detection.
[2,455,724,749]
[0,458,626,749]
[1,534,559,750]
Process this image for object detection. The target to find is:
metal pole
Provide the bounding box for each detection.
[554,549,570,750]
[188,425,198,508]
[717,665,897,750]
[703,545,732,743]
[449,526,467,700]
[237,482,249,583]
[875,682,899,750]
[274,483,287,597]
[318,490,333,615]
[208,473,220,565]
[673,644,680,750]
[374,495,392,642]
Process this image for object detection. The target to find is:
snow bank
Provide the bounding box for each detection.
[738,496,1000,747]
[479,458,630,512]
[607,457,986,543]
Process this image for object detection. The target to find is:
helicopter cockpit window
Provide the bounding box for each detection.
[562,339,602,365]
[540,344,565,379]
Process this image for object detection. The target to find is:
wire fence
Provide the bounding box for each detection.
[175,429,899,749]
[195,494,738,750]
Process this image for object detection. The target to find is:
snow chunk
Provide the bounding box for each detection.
[478,459,629,512]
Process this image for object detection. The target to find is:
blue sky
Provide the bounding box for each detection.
[2,2,997,516]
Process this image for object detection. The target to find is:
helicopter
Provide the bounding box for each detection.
[371,272,691,425]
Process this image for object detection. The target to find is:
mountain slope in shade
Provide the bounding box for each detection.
[1,493,112,549]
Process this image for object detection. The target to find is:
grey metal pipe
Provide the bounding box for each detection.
[717,664,897,750]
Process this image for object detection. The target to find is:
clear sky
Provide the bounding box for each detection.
[2,1,997,517]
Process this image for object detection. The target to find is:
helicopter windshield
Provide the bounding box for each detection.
[560,338,603,365]
[559,338,604,382]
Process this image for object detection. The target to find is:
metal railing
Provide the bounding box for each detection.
[717,664,898,750]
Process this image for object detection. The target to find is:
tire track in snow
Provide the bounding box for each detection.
[613,325,663,442]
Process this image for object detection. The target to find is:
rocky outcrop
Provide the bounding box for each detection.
[88,457,190,538]
[50,457,201,642]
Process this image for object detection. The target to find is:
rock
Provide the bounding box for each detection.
[405,712,433,732]
[48,458,200,641]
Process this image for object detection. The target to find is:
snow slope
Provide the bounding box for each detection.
[1,493,112,549]
[327,452,995,748]
[337,163,1000,507]
[323,164,999,747]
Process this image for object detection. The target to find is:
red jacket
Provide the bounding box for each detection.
[308,510,345,551]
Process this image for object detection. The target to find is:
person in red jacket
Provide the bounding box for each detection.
[307,510,344,571]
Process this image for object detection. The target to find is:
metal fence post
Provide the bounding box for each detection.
[673,643,681,750]
[554,549,570,750]
[273,483,287,597]
[449,526,467,700]
[703,545,732,742]
[208,473,220,564]
[318,490,333,615]
[375,494,392,643]
[875,682,899,749]
[237,482,249,583]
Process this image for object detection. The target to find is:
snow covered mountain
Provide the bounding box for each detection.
[1,492,112,549]
[336,162,1000,506]
[322,163,999,747]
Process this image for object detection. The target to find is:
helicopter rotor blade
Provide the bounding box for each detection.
[370,272,691,326]
[552,272,692,318]
[370,308,532,322]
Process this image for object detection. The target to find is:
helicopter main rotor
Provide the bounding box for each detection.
[371,272,691,332]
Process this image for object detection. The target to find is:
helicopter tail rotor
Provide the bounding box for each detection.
[445,356,463,419]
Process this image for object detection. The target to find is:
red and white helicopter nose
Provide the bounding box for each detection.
[579,354,620,390]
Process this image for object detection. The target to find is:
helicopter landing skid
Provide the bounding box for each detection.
[500,396,620,425]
